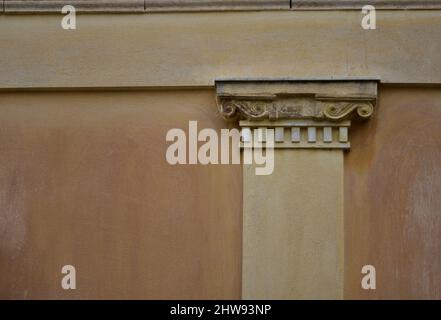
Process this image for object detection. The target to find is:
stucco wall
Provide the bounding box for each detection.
[1,11,441,89]
[1,8,441,299]
[0,90,242,299]
[345,86,441,299]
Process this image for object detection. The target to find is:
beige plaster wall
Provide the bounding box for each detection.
[1,11,441,89]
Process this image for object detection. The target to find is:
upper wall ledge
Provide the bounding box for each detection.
[2,1,441,14]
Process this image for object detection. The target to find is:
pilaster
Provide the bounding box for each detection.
[216,79,377,299]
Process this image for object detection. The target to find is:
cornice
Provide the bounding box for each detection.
[146,0,288,12]
[3,0,287,13]
[3,1,145,13]
[2,1,441,14]
[291,1,441,10]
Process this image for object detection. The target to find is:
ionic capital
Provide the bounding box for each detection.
[216,80,378,149]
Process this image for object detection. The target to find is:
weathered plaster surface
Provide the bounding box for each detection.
[1,11,441,89]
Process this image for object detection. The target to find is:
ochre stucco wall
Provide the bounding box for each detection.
[0,90,242,299]
[1,87,441,299]
[345,86,441,299]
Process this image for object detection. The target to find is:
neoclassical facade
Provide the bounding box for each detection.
[1,1,441,299]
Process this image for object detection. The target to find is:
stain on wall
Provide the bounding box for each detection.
[0,90,242,299]
[345,86,441,299]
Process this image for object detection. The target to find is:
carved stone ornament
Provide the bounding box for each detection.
[215,80,378,122]
[217,94,375,122]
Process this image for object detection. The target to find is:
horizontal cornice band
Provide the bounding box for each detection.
[3,1,146,13]
[146,0,288,12]
[291,1,441,10]
[2,1,441,14]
